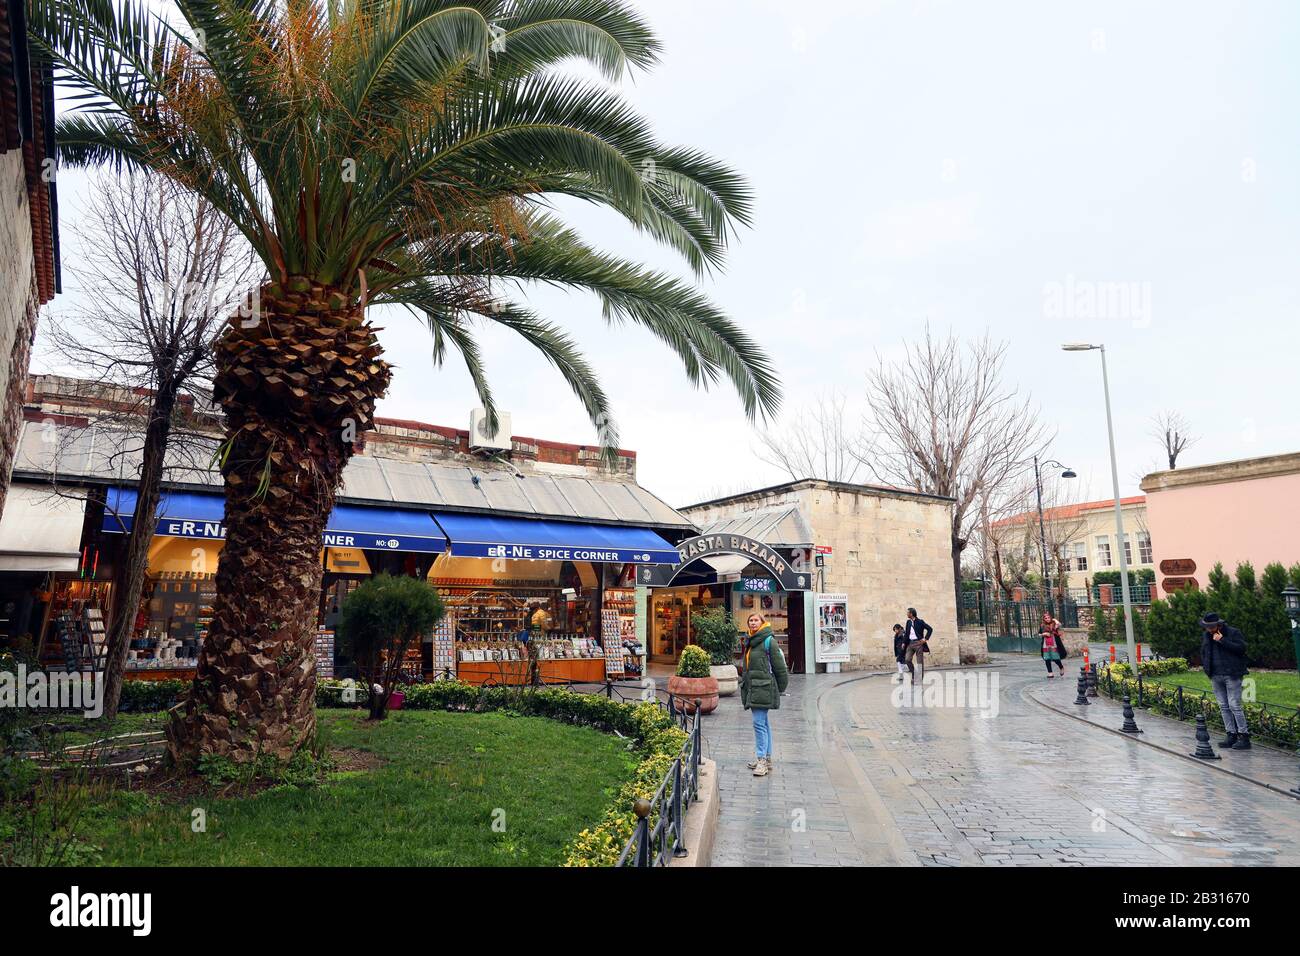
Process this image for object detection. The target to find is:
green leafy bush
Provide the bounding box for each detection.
[339,574,445,719]
[1147,562,1293,667]
[690,606,739,666]
[675,645,711,678]
[118,679,187,713]
[1106,657,1188,679]
[1092,568,1155,587]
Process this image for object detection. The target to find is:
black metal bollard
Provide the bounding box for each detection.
[1120,695,1143,734]
[1086,663,1099,697]
[1074,673,1090,706]
[1189,714,1221,760]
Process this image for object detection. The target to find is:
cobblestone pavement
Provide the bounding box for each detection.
[705,656,1300,866]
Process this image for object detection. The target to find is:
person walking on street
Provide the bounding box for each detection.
[1040,611,1067,677]
[892,623,909,681]
[1200,612,1250,750]
[902,608,932,680]
[740,613,789,777]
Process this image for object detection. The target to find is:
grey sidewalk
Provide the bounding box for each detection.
[703,656,1300,866]
[1026,669,1300,798]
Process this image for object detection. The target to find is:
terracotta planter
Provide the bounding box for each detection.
[710,663,738,697]
[668,674,719,714]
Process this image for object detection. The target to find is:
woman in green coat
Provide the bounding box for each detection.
[739,613,790,777]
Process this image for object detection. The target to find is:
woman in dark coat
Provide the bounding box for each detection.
[1040,612,1066,678]
[739,613,789,777]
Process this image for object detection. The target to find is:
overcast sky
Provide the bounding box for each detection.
[34,0,1300,509]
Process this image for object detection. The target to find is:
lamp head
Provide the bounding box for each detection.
[1062,469,1077,479]
[1062,343,1099,352]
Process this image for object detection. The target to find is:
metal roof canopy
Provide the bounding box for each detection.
[14,421,692,531]
[696,504,815,549]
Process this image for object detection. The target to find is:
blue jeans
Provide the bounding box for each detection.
[752,707,771,759]
[1211,675,1248,734]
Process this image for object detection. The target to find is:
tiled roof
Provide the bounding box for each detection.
[991,495,1146,528]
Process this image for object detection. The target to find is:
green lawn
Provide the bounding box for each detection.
[1150,670,1300,709]
[69,710,635,866]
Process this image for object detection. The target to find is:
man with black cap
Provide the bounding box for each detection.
[1200,612,1250,750]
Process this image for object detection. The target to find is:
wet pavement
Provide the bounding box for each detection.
[703,655,1300,866]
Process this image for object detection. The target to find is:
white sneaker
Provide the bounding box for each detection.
[752,758,769,777]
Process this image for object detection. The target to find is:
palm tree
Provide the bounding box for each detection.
[32,0,780,764]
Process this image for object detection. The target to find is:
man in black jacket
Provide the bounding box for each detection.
[903,608,933,678]
[1200,612,1250,750]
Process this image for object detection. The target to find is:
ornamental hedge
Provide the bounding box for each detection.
[1146,562,1295,668]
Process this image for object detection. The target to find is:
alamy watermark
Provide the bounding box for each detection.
[0,663,104,718]
[1043,274,1152,328]
[891,670,1000,718]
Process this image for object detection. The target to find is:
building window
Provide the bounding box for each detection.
[1123,534,1133,566]
[1095,536,1112,568]
[1072,541,1088,572]
[1138,533,1153,564]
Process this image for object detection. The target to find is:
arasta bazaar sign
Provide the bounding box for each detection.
[637,534,811,590]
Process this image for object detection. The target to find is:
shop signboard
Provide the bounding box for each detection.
[1162,576,1199,593]
[739,577,776,593]
[814,592,850,664]
[464,542,678,563]
[638,533,812,590]
[1159,558,1197,576]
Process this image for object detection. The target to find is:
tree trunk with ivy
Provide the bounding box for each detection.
[167,279,390,764]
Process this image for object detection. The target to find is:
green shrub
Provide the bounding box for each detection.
[118,679,187,713]
[691,606,739,666]
[1149,562,1294,668]
[1087,608,1112,644]
[1092,569,1155,587]
[675,645,711,678]
[1106,657,1188,679]
[339,574,445,719]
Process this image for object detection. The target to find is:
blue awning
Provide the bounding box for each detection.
[432,512,679,565]
[104,488,447,553]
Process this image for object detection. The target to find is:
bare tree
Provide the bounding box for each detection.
[1151,411,1197,470]
[859,327,1050,611]
[41,171,258,719]
[754,391,864,483]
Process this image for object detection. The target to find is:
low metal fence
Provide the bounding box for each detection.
[1097,665,1300,750]
[617,697,704,867]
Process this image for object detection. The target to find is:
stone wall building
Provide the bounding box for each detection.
[0,2,59,521]
[682,479,959,670]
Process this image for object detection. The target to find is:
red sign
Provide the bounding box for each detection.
[815,545,833,555]
[1160,558,1197,576]
[1162,577,1199,593]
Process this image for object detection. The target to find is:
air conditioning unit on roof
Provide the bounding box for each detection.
[469,408,512,451]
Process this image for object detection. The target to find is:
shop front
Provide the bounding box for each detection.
[95,488,683,686]
[102,487,450,681]
[638,532,815,674]
[426,512,678,685]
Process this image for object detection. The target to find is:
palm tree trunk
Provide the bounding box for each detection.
[167,279,390,764]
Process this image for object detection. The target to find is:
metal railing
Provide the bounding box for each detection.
[1097,664,1300,750]
[616,697,703,867]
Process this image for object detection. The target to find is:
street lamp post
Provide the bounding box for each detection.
[1283,585,1300,674]
[1063,343,1138,665]
[1033,456,1077,614]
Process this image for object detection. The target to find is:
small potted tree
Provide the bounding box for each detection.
[339,573,445,720]
[668,645,719,715]
[691,606,740,696]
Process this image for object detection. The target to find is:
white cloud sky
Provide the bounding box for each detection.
[35,0,1300,512]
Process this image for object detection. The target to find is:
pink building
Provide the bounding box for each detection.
[1140,452,1300,591]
